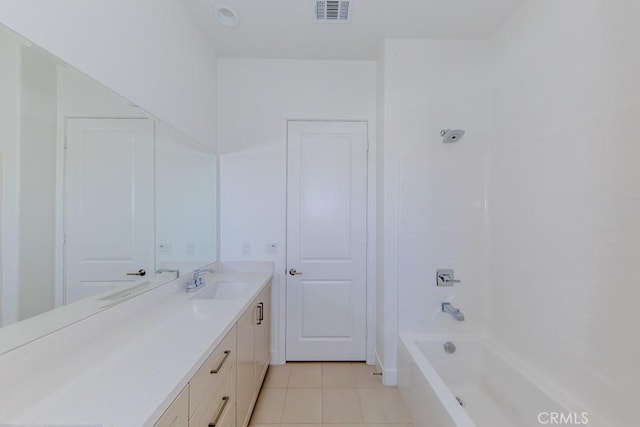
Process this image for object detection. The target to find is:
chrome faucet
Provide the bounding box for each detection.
[441,302,465,321]
[185,268,215,292]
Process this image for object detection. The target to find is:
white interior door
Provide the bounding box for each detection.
[286,120,368,361]
[64,118,154,303]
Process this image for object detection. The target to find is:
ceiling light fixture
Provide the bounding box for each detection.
[213,4,239,27]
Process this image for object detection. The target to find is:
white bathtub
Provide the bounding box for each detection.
[398,335,590,427]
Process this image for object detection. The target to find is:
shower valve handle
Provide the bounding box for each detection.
[438,274,460,284]
[436,269,460,287]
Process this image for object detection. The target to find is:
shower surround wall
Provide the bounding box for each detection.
[384,2,639,422]
[488,0,640,424]
[379,40,492,372]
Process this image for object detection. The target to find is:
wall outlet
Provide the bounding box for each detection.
[158,242,171,255]
[186,242,195,256]
[265,242,277,255]
[242,242,251,255]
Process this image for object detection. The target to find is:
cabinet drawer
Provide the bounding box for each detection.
[190,368,234,427]
[190,326,236,417]
[212,395,235,427]
[155,385,189,427]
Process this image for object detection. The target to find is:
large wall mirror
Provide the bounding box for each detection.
[0,24,218,353]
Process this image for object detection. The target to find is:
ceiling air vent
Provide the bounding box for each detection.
[315,0,351,23]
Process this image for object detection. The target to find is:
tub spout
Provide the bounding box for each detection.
[442,302,465,321]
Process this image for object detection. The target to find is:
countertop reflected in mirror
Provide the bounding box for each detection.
[0,23,217,354]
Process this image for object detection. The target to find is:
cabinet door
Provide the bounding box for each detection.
[236,304,255,427]
[255,285,271,389]
[155,385,188,427]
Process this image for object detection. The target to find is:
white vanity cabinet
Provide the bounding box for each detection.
[153,280,271,427]
[190,326,237,426]
[190,366,235,426]
[237,284,271,427]
[155,326,237,427]
[254,285,270,390]
[154,385,189,427]
[236,302,256,427]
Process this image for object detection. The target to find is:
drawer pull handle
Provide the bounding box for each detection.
[210,350,231,374]
[256,302,264,325]
[209,395,230,427]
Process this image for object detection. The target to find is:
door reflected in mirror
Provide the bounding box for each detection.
[0,23,218,350]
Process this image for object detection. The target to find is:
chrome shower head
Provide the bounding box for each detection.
[440,129,465,143]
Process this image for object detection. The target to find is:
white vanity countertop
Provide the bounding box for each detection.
[0,272,177,356]
[0,265,273,426]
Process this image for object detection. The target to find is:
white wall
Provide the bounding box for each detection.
[57,67,147,118]
[375,47,386,372]
[488,0,640,424]
[217,59,377,363]
[0,0,217,148]
[156,123,217,275]
[378,39,492,380]
[18,45,57,320]
[0,28,21,325]
[0,155,3,322]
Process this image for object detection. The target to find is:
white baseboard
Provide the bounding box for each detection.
[375,350,397,386]
[270,349,285,365]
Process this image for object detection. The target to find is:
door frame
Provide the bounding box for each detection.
[277,118,376,365]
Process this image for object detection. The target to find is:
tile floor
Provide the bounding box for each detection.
[249,362,414,427]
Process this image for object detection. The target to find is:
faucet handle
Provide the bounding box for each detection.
[439,274,460,283]
[436,269,460,286]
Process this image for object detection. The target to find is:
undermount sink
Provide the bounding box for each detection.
[190,281,250,300]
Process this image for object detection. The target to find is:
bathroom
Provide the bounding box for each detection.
[0,0,637,426]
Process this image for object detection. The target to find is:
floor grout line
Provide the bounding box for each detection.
[252,362,412,426]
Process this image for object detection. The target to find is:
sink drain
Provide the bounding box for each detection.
[456,396,465,407]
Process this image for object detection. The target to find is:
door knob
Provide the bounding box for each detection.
[126,269,146,277]
[289,268,303,276]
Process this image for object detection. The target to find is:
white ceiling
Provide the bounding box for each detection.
[182,0,525,60]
